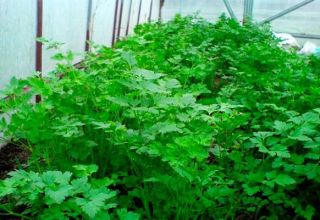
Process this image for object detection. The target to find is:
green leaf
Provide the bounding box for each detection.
[274,174,296,186]
[273,121,292,134]
[269,144,290,158]
[106,96,130,107]
[45,185,73,204]
[133,68,163,80]
[76,191,116,219]
[121,51,137,66]
[149,122,182,135]
[243,184,260,196]
[117,208,140,220]
[73,164,98,177]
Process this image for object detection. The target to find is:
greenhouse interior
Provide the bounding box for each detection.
[0,0,320,219]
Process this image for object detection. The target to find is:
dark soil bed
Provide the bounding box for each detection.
[0,143,29,179]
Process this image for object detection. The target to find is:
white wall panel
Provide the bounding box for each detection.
[139,0,152,24]
[42,0,88,73]
[0,0,36,88]
[128,0,141,34]
[91,0,117,46]
[119,0,132,37]
[151,0,160,21]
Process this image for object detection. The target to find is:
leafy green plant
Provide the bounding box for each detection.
[0,165,117,219]
[1,15,320,219]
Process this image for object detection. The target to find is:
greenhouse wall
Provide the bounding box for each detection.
[162,0,320,44]
[1,0,320,89]
[0,0,160,89]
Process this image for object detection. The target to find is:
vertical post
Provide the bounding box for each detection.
[148,0,154,22]
[36,0,43,73]
[136,0,142,25]
[85,0,93,51]
[36,0,43,103]
[112,0,119,46]
[125,0,133,36]
[243,0,254,23]
[117,0,124,40]
[222,0,238,21]
[159,0,165,21]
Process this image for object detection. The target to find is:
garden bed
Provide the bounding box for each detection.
[0,143,29,179]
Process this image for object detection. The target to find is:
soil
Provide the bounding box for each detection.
[0,143,29,179]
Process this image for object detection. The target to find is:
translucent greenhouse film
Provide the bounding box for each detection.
[1,1,320,219]
[162,0,320,44]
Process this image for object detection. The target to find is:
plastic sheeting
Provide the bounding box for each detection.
[91,0,117,46]
[1,0,319,89]
[254,1,320,41]
[0,0,160,89]
[162,0,320,44]
[162,0,244,22]
[42,0,88,73]
[0,0,37,89]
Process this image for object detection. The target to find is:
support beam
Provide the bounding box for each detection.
[243,0,254,23]
[112,0,119,46]
[222,0,238,21]
[148,0,154,22]
[136,0,142,25]
[85,0,93,51]
[260,0,315,24]
[289,33,320,40]
[159,0,165,21]
[36,0,43,73]
[36,0,43,103]
[116,0,124,40]
[125,0,133,36]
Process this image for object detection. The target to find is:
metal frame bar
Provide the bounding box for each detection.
[136,0,142,25]
[125,0,133,36]
[159,0,165,21]
[36,0,43,73]
[36,0,43,103]
[288,33,320,40]
[111,0,119,46]
[148,0,154,22]
[222,0,238,21]
[243,0,254,23]
[116,0,124,40]
[85,0,93,51]
[260,0,315,24]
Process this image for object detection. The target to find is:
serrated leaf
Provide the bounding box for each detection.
[45,185,73,204]
[73,164,98,177]
[149,122,182,135]
[273,121,292,133]
[243,184,260,196]
[76,191,116,219]
[269,144,290,158]
[289,135,312,142]
[117,208,140,220]
[274,174,296,186]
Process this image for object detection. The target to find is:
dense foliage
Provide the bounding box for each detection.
[1,15,320,219]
